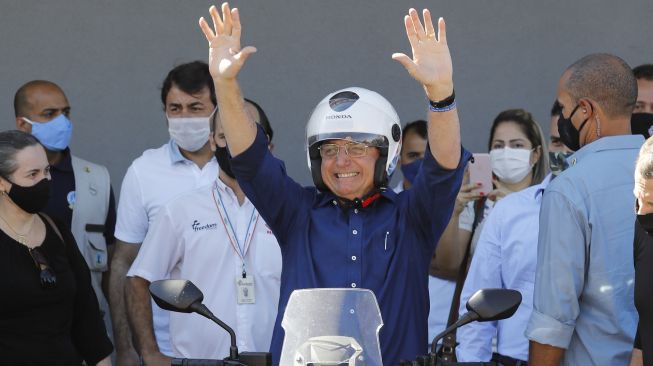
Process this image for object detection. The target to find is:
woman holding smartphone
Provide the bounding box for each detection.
[435,109,548,270]
[452,109,551,364]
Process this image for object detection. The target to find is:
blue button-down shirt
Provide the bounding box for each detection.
[457,174,551,362]
[231,126,469,366]
[525,135,642,365]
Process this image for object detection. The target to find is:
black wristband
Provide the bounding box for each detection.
[429,90,456,109]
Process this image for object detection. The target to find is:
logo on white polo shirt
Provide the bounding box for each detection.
[192,220,218,232]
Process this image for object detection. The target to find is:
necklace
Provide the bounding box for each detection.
[0,213,36,246]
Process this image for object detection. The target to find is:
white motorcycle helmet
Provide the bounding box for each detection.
[306,87,402,192]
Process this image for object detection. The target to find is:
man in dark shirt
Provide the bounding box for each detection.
[198,4,468,365]
[14,80,117,341]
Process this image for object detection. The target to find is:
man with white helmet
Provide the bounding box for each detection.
[198,3,470,365]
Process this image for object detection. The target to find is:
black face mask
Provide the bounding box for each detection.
[557,104,589,151]
[214,145,235,179]
[638,212,653,235]
[5,178,51,214]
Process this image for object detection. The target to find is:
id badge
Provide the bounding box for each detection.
[236,274,256,304]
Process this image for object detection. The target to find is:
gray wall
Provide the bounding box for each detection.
[1,0,651,195]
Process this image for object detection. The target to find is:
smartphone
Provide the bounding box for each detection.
[469,153,492,195]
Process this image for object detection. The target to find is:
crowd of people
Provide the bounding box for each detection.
[1,2,653,366]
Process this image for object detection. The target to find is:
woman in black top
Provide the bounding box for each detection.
[632,136,653,366]
[0,130,112,365]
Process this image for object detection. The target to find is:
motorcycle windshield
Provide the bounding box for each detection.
[279,288,384,366]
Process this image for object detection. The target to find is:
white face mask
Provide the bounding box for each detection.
[490,147,534,184]
[167,112,213,152]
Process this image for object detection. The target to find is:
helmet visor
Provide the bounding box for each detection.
[308,132,388,148]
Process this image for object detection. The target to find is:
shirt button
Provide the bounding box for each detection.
[351,255,357,261]
[332,200,337,206]
[352,229,358,235]
[351,283,357,288]
[354,209,359,214]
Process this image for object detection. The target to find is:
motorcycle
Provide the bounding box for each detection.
[149,280,521,366]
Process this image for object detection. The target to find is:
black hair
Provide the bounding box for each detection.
[634,64,653,81]
[565,53,637,118]
[160,61,216,108]
[244,98,273,142]
[402,120,427,141]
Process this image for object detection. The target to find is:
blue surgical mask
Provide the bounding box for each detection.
[23,114,73,151]
[401,158,423,185]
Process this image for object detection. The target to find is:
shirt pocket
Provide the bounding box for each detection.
[83,230,108,272]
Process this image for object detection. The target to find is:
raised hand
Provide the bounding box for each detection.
[392,8,453,101]
[198,3,256,81]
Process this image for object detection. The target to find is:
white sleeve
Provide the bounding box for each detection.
[115,164,149,244]
[458,201,475,231]
[127,205,183,281]
[456,205,502,362]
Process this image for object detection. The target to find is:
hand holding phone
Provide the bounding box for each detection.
[468,153,492,196]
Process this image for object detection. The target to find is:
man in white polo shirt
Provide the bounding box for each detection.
[125,106,281,362]
[108,61,220,365]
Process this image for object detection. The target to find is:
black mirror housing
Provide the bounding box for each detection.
[466,288,522,322]
[149,279,204,313]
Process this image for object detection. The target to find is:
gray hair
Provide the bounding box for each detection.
[0,130,42,179]
[636,136,653,182]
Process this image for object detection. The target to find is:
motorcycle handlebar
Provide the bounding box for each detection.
[171,359,224,366]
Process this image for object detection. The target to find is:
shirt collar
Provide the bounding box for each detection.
[315,187,398,208]
[566,135,644,168]
[213,176,251,206]
[168,139,191,164]
[51,148,73,172]
[534,173,553,200]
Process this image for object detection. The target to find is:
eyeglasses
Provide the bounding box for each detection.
[29,247,57,289]
[318,143,370,159]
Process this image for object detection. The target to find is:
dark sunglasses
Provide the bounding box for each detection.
[29,247,57,289]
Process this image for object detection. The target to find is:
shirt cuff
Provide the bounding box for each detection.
[231,124,269,181]
[126,267,158,282]
[114,230,146,245]
[525,309,575,349]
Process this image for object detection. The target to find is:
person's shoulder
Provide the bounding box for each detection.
[131,143,170,165]
[70,155,110,183]
[124,143,172,176]
[70,155,106,170]
[500,185,539,206]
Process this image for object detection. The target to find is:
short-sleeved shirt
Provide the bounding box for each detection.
[116,140,218,354]
[525,135,642,365]
[231,125,470,366]
[44,148,116,244]
[128,178,281,358]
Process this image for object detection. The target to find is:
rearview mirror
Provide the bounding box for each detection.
[149,279,204,313]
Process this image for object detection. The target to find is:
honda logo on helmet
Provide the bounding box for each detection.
[329,91,359,112]
[326,114,352,120]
